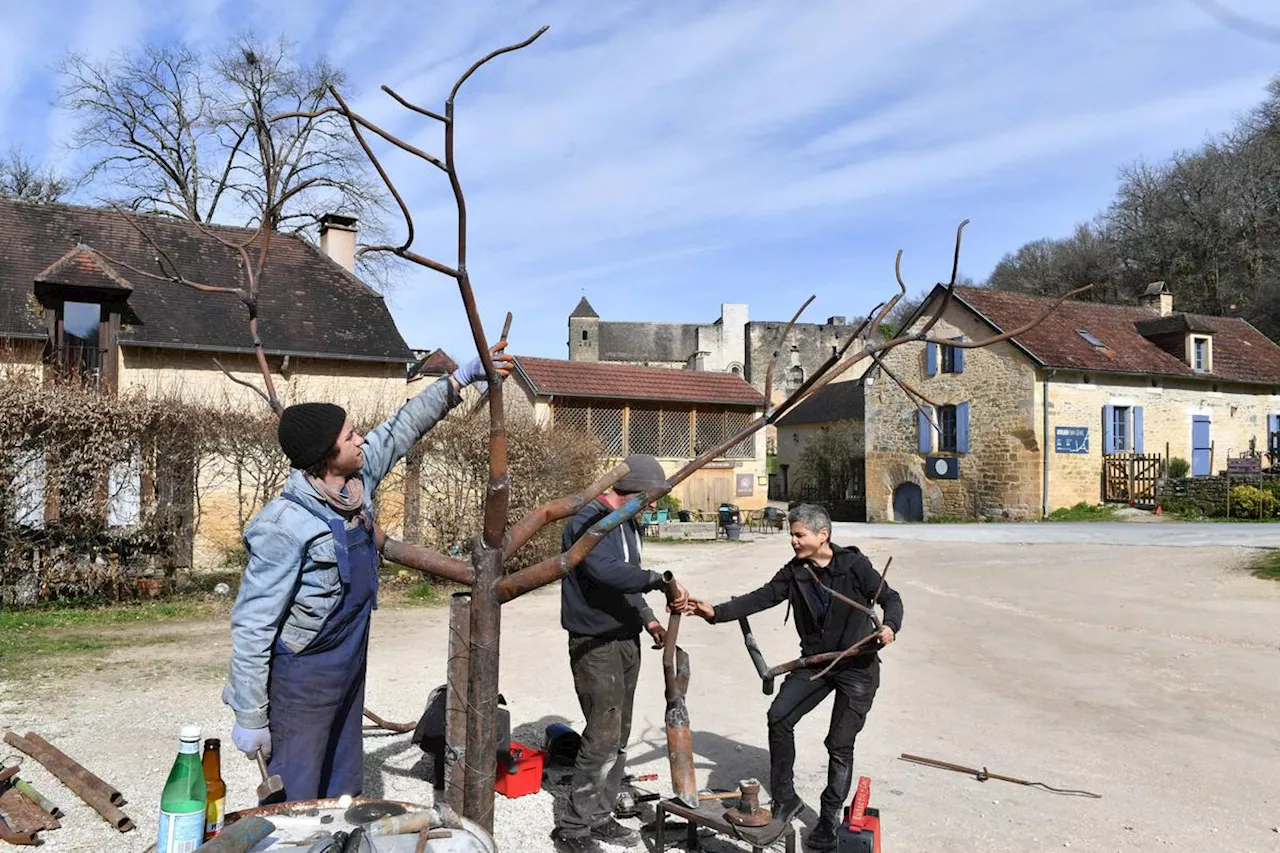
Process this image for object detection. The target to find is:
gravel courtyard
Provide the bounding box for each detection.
[3,530,1278,852]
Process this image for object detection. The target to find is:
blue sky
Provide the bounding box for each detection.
[2,0,1278,360]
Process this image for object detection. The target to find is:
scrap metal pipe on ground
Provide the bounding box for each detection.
[2,733,134,832]
[0,787,59,831]
[21,732,125,806]
[12,779,62,819]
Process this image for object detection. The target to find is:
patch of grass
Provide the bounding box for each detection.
[924,515,978,524]
[1249,551,1280,581]
[1046,502,1120,522]
[0,598,216,679]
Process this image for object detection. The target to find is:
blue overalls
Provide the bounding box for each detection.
[266,493,379,802]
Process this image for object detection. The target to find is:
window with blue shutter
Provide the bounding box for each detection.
[917,406,934,454]
[926,343,938,377]
[1133,406,1144,455]
[1102,405,1115,453]
[956,402,970,453]
[1269,414,1280,457]
[951,339,965,374]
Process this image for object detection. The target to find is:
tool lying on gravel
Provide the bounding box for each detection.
[2,731,135,832]
[13,779,63,819]
[899,753,1102,798]
[254,747,286,803]
[0,764,56,844]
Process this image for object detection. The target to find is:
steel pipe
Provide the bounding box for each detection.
[445,592,472,813]
[3,733,134,832]
[21,732,125,806]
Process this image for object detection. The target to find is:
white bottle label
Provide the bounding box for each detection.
[158,808,205,853]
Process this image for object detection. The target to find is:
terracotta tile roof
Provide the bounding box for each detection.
[513,355,766,406]
[0,197,412,362]
[952,286,1280,386]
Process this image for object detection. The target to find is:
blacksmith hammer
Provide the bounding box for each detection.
[254,749,285,803]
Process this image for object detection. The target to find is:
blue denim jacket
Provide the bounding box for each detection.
[222,376,461,728]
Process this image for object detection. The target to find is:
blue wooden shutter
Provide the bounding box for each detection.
[917,407,934,454]
[1102,405,1115,453]
[926,343,938,377]
[956,402,970,453]
[1133,406,1144,455]
[953,339,965,373]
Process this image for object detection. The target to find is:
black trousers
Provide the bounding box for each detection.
[556,635,641,836]
[767,660,879,822]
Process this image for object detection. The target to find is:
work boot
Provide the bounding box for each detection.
[805,816,838,852]
[591,818,641,847]
[550,828,604,853]
[770,796,805,826]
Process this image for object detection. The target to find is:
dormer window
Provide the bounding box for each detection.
[1192,336,1211,372]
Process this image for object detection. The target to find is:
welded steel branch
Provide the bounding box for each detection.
[662,610,698,809]
[496,492,656,602]
[382,538,474,586]
[501,461,631,560]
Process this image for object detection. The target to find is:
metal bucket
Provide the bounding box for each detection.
[222,798,496,852]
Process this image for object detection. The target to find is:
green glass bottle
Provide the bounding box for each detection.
[157,725,207,853]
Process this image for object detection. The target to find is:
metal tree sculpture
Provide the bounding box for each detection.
[111,24,1090,833]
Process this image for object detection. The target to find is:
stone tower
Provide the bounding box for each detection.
[568,295,600,362]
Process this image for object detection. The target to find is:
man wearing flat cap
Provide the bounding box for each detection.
[223,343,512,803]
[551,453,691,853]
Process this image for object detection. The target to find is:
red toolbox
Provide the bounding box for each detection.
[837,776,881,853]
[495,741,544,798]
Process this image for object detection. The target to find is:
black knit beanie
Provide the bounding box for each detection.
[278,402,347,470]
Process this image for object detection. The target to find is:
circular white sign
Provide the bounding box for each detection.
[934,458,948,476]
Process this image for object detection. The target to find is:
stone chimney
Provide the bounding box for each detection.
[319,213,358,273]
[826,315,847,326]
[1139,281,1173,317]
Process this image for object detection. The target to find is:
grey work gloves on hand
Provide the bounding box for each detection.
[232,721,272,760]
[451,340,515,388]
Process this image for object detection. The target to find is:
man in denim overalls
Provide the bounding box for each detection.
[222,344,511,802]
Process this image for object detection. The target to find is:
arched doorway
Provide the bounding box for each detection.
[892,482,923,522]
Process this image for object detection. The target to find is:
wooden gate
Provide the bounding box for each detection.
[1103,453,1162,507]
[681,469,735,513]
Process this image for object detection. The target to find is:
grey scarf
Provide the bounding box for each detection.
[307,474,366,518]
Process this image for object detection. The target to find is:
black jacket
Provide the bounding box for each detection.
[560,499,667,639]
[712,544,903,663]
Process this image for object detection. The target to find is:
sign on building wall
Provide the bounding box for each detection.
[1055,426,1089,454]
[736,473,754,497]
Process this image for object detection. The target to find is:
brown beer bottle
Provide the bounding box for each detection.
[202,738,227,840]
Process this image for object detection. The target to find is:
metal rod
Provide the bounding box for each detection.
[445,592,472,814]
[3,733,134,832]
[197,815,275,852]
[899,753,1102,798]
[21,732,125,806]
[501,462,631,560]
[382,538,474,586]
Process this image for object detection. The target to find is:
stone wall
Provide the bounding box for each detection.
[1043,374,1280,510]
[864,305,1042,521]
[745,321,867,402]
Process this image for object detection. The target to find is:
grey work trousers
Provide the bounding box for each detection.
[556,634,641,836]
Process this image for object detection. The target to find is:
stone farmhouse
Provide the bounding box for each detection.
[567,297,868,405]
[509,355,769,513]
[0,198,415,566]
[863,282,1280,521]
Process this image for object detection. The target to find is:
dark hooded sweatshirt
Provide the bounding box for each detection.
[711,543,903,665]
[560,499,667,639]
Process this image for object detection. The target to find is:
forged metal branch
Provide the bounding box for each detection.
[210,357,279,413]
[916,219,970,338]
[381,85,449,123]
[382,538,474,586]
[501,461,631,560]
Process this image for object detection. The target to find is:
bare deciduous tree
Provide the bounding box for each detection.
[0,148,72,203]
[57,36,392,282]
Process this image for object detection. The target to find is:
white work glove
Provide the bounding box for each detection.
[232,722,272,760]
[451,342,514,388]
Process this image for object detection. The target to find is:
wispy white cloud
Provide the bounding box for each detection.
[2,0,1277,360]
